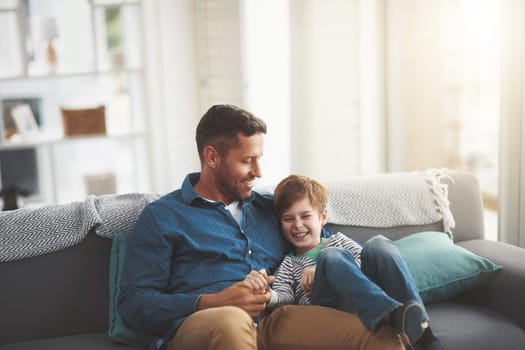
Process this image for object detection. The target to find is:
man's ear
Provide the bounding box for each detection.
[203,145,220,169]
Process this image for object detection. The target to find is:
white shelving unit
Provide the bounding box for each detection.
[0,0,149,207]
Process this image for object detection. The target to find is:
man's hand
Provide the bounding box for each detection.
[300,266,316,297]
[197,279,271,317]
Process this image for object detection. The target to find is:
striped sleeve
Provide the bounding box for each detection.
[325,232,363,267]
[268,256,296,307]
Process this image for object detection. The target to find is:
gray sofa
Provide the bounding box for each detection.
[1,171,525,350]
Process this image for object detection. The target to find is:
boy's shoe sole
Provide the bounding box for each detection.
[393,300,428,348]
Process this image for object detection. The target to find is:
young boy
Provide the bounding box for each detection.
[244,174,441,350]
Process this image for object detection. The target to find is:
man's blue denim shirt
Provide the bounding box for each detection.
[118,173,290,349]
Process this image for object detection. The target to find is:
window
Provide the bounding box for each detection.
[386,0,501,240]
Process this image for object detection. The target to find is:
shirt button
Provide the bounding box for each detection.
[248,249,253,255]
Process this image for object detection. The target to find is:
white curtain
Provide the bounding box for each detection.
[499,0,525,246]
[288,0,370,180]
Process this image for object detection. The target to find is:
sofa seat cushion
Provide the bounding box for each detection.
[428,301,525,350]
[0,233,113,346]
[0,333,144,350]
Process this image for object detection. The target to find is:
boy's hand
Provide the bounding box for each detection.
[300,266,316,296]
[243,269,275,294]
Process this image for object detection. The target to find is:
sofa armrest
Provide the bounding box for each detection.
[457,239,525,330]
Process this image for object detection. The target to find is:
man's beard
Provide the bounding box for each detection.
[215,164,252,202]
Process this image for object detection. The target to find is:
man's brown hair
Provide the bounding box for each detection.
[273,174,328,216]
[196,104,267,163]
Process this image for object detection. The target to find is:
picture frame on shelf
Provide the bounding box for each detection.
[1,111,17,141]
[11,104,40,140]
[1,97,42,142]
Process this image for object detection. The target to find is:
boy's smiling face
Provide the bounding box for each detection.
[280,197,328,257]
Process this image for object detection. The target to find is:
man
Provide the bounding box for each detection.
[118,104,404,350]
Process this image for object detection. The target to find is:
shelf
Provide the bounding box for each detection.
[0,0,149,207]
[0,67,144,83]
[0,131,145,151]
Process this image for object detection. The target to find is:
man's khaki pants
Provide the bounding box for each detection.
[167,305,404,350]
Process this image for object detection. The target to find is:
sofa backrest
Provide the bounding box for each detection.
[446,171,485,241]
[0,229,112,345]
[0,171,484,345]
[326,171,485,243]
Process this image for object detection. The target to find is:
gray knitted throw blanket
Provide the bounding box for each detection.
[325,169,455,233]
[1,170,454,262]
[0,193,160,262]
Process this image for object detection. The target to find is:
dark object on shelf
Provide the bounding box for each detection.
[0,148,40,204]
[61,106,106,136]
[0,184,29,211]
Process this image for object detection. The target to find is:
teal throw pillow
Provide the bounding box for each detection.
[395,231,502,304]
[109,229,152,346]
